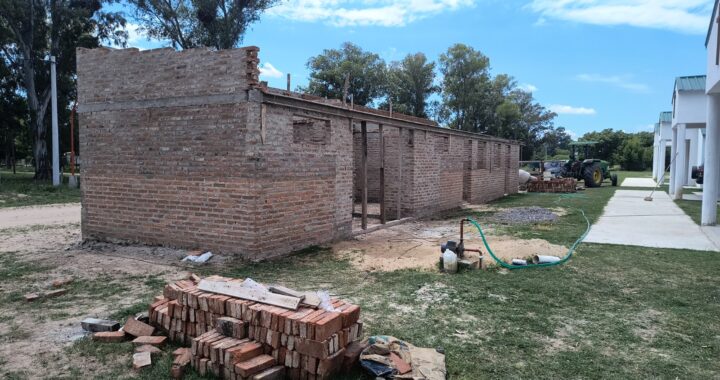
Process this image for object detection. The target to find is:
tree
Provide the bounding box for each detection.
[0,0,126,179]
[616,133,653,171]
[579,129,627,164]
[0,54,27,171]
[302,42,386,107]
[437,43,491,131]
[128,0,278,50]
[382,53,438,118]
[538,126,572,158]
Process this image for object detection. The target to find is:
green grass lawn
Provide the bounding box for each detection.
[0,170,80,208]
[6,169,720,379]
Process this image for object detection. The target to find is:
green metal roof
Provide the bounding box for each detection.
[659,111,672,123]
[675,75,706,92]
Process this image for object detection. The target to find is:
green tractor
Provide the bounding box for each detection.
[560,141,617,187]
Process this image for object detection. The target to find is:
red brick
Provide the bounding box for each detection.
[92,331,126,343]
[235,354,275,377]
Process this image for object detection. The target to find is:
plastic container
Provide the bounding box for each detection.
[442,249,458,273]
[511,259,528,266]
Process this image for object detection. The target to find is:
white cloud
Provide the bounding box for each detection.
[518,83,538,93]
[267,0,475,27]
[527,0,713,34]
[549,104,597,115]
[118,23,168,50]
[575,73,651,93]
[259,62,283,78]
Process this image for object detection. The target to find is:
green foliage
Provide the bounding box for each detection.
[302,42,387,107]
[0,0,127,178]
[381,52,438,118]
[437,44,557,160]
[578,129,654,169]
[128,0,277,50]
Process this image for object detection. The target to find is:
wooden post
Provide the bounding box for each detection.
[361,121,368,230]
[379,124,386,224]
[397,127,403,220]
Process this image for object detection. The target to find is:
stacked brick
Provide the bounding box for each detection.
[527,178,577,193]
[148,277,363,379]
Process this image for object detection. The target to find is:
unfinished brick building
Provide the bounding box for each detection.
[76,46,520,260]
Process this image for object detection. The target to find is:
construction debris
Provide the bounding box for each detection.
[81,318,120,332]
[147,275,363,379]
[527,178,577,193]
[135,345,162,355]
[92,331,126,343]
[360,336,446,380]
[25,288,68,302]
[123,317,155,337]
[132,351,152,370]
[132,336,167,347]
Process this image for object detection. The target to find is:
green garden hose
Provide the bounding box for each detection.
[467,194,592,270]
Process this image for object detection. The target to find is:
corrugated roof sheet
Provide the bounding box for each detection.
[675,75,706,91]
[659,111,672,123]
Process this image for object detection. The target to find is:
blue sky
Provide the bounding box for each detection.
[121,0,715,139]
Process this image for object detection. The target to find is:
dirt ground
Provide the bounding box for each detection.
[0,205,233,378]
[0,203,565,378]
[335,217,567,272]
[0,203,80,229]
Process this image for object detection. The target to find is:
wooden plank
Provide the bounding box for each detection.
[397,127,403,220]
[198,279,301,310]
[379,123,386,224]
[361,121,368,230]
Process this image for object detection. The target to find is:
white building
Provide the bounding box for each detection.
[670,75,706,200]
[653,111,672,182]
[702,0,720,225]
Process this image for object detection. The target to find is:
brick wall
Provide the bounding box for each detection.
[77,46,520,259]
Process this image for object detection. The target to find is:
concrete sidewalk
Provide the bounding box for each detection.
[584,190,719,251]
[620,178,657,187]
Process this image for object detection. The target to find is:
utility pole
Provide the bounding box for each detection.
[51,56,60,186]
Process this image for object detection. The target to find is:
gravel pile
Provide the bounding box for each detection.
[494,206,558,224]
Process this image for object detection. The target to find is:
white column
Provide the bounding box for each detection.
[51,56,60,186]
[673,124,687,200]
[657,140,667,186]
[702,94,720,225]
[669,128,678,195]
[652,142,658,180]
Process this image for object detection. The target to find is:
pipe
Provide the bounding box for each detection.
[467,193,591,270]
[532,255,561,264]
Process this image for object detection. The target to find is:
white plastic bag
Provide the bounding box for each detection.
[182,251,213,263]
[317,290,336,311]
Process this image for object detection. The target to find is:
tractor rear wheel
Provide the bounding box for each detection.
[583,163,603,188]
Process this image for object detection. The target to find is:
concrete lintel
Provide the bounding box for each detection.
[78,92,250,113]
[262,92,519,145]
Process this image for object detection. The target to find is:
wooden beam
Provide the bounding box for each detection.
[198,279,301,310]
[397,127,403,220]
[379,124,386,224]
[361,121,368,230]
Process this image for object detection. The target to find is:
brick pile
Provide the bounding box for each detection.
[148,276,363,379]
[527,178,577,193]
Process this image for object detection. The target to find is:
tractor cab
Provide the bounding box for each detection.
[561,141,617,187]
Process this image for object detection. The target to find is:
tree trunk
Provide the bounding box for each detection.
[33,118,50,179]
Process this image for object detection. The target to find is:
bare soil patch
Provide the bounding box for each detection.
[0,203,80,229]
[334,218,568,272]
